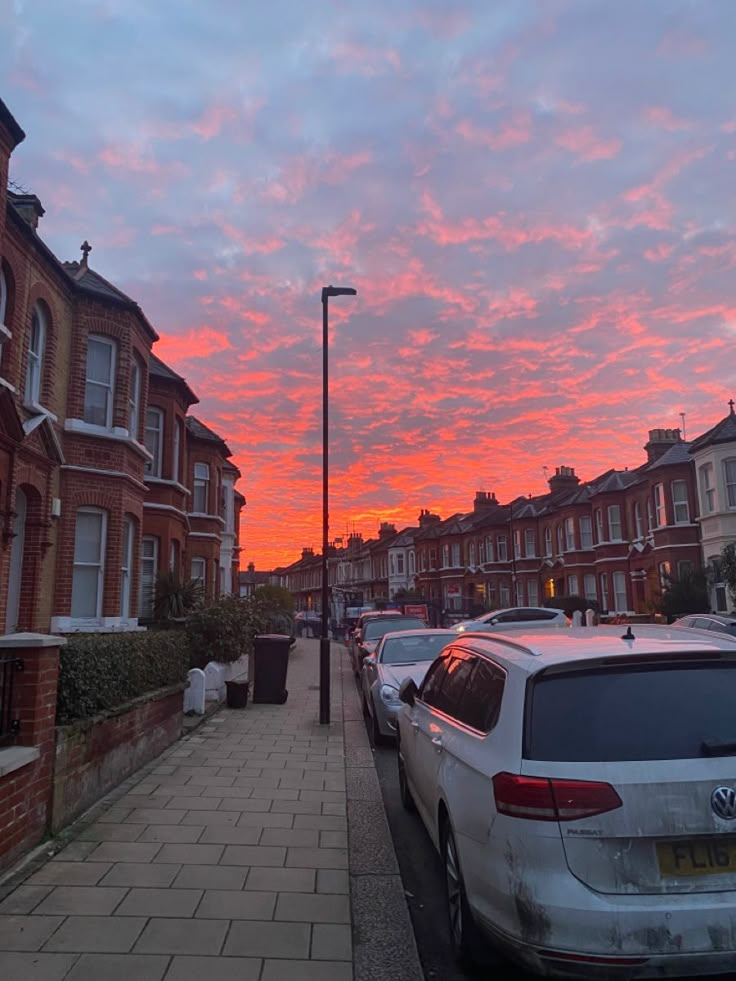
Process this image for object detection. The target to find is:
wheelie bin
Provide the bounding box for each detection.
[252,634,291,704]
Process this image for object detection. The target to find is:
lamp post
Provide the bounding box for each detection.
[320,285,357,724]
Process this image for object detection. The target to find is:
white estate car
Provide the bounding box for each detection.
[396,625,736,978]
[452,606,569,633]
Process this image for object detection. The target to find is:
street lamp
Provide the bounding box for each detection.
[320,285,357,725]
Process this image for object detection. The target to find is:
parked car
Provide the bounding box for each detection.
[360,628,455,745]
[452,606,568,633]
[397,624,736,977]
[347,609,403,662]
[350,614,428,676]
[673,612,736,638]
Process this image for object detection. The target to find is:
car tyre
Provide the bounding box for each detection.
[361,687,370,719]
[442,821,485,967]
[371,699,389,746]
[397,748,416,813]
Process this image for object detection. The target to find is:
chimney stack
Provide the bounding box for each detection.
[418,509,441,528]
[644,428,682,463]
[548,466,581,494]
[473,490,498,511]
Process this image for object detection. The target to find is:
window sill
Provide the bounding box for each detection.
[0,375,16,394]
[0,745,40,778]
[144,477,191,495]
[64,419,152,459]
[50,616,144,633]
[0,322,11,341]
[187,512,226,524]
[23,400,58,422]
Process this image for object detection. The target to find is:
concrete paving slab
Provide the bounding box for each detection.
[0,885,53,914]
[116,887,203,918]
[163,955,262,981]
[260,959,352,981]
[312,923,353,960]
[195,889,276,920]
[43,916,146,953]
[221,921,310,959]
[99,864,181,888]
[0,951,78,981]
[133,918,228,955]
[63,952,169,981]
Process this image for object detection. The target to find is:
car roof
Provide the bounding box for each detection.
[677,613,736,625]
[379,628,455,641]
[455,624,736,675]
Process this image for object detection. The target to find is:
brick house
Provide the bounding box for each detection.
[0,97,244,635]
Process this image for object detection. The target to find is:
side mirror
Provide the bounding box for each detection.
[363,655,376,667]
[399,678,418,706]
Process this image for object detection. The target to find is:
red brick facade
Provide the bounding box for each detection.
[0,97,243,635]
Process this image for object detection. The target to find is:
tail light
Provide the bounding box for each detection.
[493,772,622,822]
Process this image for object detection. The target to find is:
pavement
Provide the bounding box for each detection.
[0,636,424,981]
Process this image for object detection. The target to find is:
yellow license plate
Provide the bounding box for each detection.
[657,838,736,877]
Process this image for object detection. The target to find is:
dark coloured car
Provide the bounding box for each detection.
[350,614,428,675]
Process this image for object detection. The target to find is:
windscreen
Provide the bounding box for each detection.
[364,617,426,641]
[380,633,450,664]
[525,660,736,762]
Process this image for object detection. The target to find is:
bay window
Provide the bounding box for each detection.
[564,517,575,551]
[84,335,116,427]
[524,528,536,557]
[723,460,736,509]
[139,536,159,619]
[25,302,47,405]
[699,464,715,514]
[71,508,107,619]
[580,515,593,549]
[145,407,164,477]
[653,483,666,526]
[608,505,622,541]
[672,480,691,522]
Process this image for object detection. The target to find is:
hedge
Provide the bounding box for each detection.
[57,630,192,725]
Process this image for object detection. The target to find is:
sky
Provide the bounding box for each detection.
[2,0,736,570]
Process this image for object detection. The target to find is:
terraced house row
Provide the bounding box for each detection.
[0,98,243,635]
[279,415,736,621]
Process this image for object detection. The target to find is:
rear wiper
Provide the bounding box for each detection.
[701,738,736,756]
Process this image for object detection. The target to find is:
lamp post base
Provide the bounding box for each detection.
[319,637,331,724]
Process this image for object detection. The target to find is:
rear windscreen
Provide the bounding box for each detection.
[525,661,736,762]
[364,618,426,640]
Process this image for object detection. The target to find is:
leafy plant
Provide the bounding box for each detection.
[254,584,294,614]
[57,631,191,725]
[655,567,710,620]
[720,543,736,602]
[185,594,272,667]
[153,572,204,622]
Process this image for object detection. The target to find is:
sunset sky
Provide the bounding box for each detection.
[3,0,736,570]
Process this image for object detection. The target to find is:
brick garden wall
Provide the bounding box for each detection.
[50,684,184,832]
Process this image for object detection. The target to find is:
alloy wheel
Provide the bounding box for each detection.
[445,829,463,950]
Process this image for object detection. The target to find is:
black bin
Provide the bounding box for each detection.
[252,634,290,704]
[225,679,249,709]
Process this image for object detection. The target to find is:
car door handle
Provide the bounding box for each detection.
[431,737,443,752]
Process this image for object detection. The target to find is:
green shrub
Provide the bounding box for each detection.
[185,594,272,667]
[57,630,191,725]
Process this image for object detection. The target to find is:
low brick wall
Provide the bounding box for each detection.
[0,634,63,873]
[51,683,184,833]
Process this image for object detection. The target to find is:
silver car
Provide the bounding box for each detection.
[453,606,568,634]
[360,629,455,745]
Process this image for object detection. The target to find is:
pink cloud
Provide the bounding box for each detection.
[98,144,188,179]
[644,106,691,131]
[556,126,622,162]
[455,112,533,151]
[155,326,232,362]
[330,41,401,77]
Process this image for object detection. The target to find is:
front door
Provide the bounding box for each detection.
[6,487,27,632]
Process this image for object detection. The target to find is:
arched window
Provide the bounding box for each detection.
[84,334,116,427]
[25,301,47,404]
[71,508,108,619]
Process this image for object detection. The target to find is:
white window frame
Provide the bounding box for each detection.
[608,505,622,542]
[191,556,206,584]
[580,516,593,549]
[671,479,691,522]
[646,498,654,536]
[658,560,671,588]
[468,543,475,567]
[699,463,715,514]
[594,509,604,543]
[451,542,461,567]
[173,419,182,484]
[514,580,523,606]
[409,551,415,574]
[486,536,494,563]
[568,574,579,595]
[145,407,165,478]
[0,265,7,327]
[633,501,643,540]
[654,483,666,527]
[71,507,107,619]
[84,335,116,428]
[583,573,597,602]
[527,579,539,606]
[499,583,511,606]
[128,357,142,440]
[169,540,178,573]
[140,536,159,619]
[120,515,134,618]
[612,571,627,612]
[564,518,575,552]
[397,553,405,575]
[514,530,522,560]
[497,536,507,562]
[442,544,450,568]
[25,301,46,405]
[544,526,552,557]
[599,573,609,611]
[525,528,536,558]
[723,460,736,510]
[556,525,564,555]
